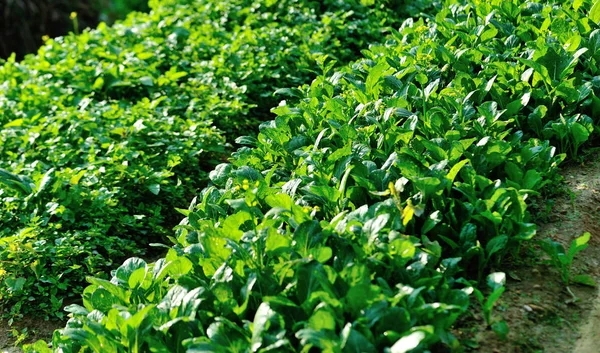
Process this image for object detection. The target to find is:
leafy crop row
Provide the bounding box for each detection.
[31,0,600,351]
[0,0,423,318]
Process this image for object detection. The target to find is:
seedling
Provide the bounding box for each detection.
[471,272,509,339]
[539,232,597,288]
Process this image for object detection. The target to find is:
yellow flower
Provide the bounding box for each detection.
[242,179,249,190]
[0,269,6,277]
[388,182,396,196]
[42,35,50,42]
[70,12,77,20]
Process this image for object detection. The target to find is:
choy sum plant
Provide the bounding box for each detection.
[539,232,597,288]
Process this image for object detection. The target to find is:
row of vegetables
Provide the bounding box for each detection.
[0,0,422,318]
[18,0,600,351]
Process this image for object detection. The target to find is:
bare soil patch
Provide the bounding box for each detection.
[0,318,61,352]
[462,152,600,352]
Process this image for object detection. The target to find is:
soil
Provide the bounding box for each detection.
[0,318,61,353]
[464,151,600,353]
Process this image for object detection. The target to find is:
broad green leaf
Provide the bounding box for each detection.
[572,274,597,287]
[220,211,253,242]
[486,236,508,259]
[568,232,591,260]
[424,78,440,100]
[491,320,509,340]
[115,258,147,284]
[487,272,506,291]
[148,183,160,195]
[390,331,426,353]
[5,277,26,292]
[139,76,154,86]
[591,0,600,23]
[309,309,336,331]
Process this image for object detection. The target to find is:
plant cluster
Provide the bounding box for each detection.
[0,0,419,318]
[24,0,600,351]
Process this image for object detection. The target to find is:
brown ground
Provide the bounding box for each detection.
[463,151,600,353]
[0,318,62,352]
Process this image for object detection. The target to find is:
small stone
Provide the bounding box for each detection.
[533,284,541,289]
[523,304,533,312]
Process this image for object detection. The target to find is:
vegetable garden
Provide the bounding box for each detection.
[1,0,600,351]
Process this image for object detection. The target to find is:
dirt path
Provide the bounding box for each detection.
[465,152,600,352]
[0,318,61,352]
[574,287,600,353]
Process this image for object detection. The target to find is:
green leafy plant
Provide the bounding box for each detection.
[14,0,600,351]
[0,0,419,319]
[539,232,597,287]
[470,272,509,339]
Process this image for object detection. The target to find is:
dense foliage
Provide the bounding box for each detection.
[0,0,421,318]
[18,0,600,351]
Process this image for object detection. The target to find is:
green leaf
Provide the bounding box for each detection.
[572,274,597,287]
[220,211,253,242]
[251,302,278,351]
[567,232,591,260]
[591,0,600,23]
[115,257,147,284]
[446,159,469,191]
[487,272,506,292]
[5,277,26,292]
[480,27,498,42]
[485,236,508,259]
[139,76,154,86]
[491,320,509,340]
[341,324,376,353]
[424,78,440,100]
[571,122,590,146]
[148,183,161,195]
[4,118,24,128]
[390,331,426,353]
[422,211,442,234]
[523,170,541,190]
[70,169,86,185]
[23,340,53,353]
[309,309,336,331]
[92,77,104,90]
[86,277,128,303]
